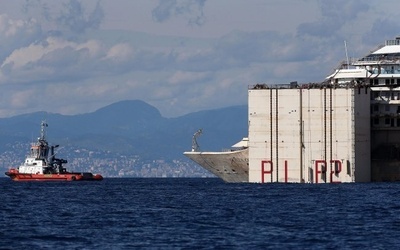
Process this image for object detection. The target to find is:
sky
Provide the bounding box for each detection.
[0,0,400,118]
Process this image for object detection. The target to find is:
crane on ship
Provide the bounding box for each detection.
[191,129,202,152]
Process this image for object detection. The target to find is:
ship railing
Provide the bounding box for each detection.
[221,148,245,152]
[353,60,400,66]
[366,68,400,74]
[371,126,400,131]
[249,82,321,90]
[370,112,400,117]
[249,80,369,90]
[354,55,400,64]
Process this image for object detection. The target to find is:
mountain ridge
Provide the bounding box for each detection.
[0,100,248,160]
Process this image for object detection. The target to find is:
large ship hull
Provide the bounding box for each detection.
[5,168,103,181]
[184,148,249,182]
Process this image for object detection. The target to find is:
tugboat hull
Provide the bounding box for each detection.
[5,169,103,181]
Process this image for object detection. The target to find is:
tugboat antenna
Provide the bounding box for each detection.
[40,121,48,141]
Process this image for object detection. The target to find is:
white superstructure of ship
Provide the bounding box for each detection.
[184,36,400,183]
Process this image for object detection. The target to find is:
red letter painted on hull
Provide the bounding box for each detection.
[330,160,342,183]
[315,160,326,184]
[284,160,288,183]
[261,160,273,183]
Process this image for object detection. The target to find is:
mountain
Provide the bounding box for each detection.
[0,100,248,160]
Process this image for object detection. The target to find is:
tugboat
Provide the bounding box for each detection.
[5,121,103,181]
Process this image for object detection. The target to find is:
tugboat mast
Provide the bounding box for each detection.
[40,121,48,141]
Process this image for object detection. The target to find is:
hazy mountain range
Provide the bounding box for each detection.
[0,100,248,160]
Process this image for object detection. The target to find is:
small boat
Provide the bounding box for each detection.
[5,121,103,181]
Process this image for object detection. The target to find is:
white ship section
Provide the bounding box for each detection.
[184,148,249,182]
[248,86,371,183]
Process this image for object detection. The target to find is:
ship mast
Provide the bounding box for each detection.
[344,40,350,69]
[40,121,48,141]
[37,121,49,161]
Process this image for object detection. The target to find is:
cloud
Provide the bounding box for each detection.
[297,0,369,38]
[22,0,104,34]
[0,35,135,84]
[168,70,212,85]
[57,0,104,33]
[172,30,321,74]
[106,43,134,62]
[1,0,400,119]
[0,14,43,62]
[152,0,206,26]
[10,89,37,108]
[362,18,400,46]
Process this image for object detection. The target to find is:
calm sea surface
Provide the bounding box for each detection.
[1,177,400,249]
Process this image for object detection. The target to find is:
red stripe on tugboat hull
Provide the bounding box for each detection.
[5,171,103,181]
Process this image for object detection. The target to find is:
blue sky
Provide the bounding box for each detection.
[0,0,399,118]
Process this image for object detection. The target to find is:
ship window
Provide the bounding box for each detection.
[374,79,379,85]
[385,105,390,111]
[386,79,390,85]
[397,119,400,127]
[397,79,400,84]
[397,106,400,113]
[373,118,379,125]
[373,105,379,112]
[385,118,390,125]
[384,92,390,99]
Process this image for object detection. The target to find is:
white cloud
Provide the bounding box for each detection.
[10,89,37,108]
[0,37,96,84]
[2,37,73,68]
[0,14,42,60]
[0,0,400,118]
[152,0,206,26]
[168,70,211,85]
[106,43,133,61]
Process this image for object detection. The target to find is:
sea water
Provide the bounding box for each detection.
[1,178,400,249]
